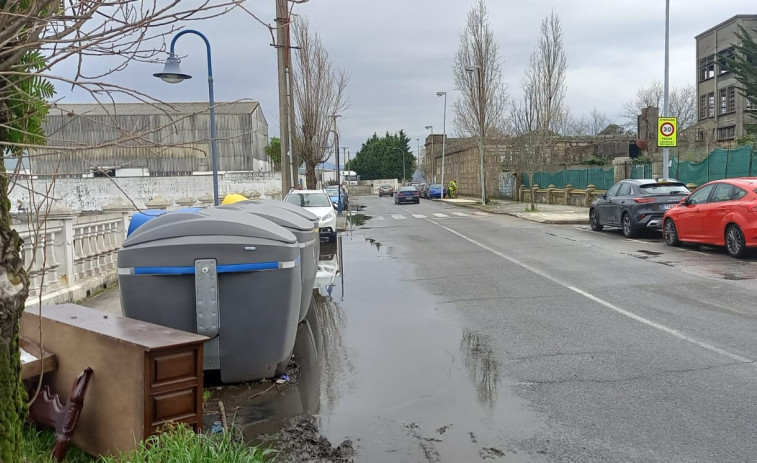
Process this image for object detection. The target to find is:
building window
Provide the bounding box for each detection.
[718,47,734,74]
[717,126,736,140]
[719,86,736,115]
[700,92,715,120]
[699,55,715,81]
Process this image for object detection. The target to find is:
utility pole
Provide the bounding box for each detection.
[662,0,670,180]
[275,0,291,194]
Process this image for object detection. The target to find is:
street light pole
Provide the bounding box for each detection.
[662,0,670,180]
[436,91,447,198]
[465,65,486,205]
[331,114,342,214]
[154,29,220,205]
[392,147,405,184]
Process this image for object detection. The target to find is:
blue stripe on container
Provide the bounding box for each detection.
[133,261,282,275]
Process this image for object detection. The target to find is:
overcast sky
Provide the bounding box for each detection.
[56,0,755,165]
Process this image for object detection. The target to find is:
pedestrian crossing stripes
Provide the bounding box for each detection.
[367,211,493,222]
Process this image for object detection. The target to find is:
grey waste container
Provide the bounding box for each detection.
[241,199,321,255]
[117,207,302,383]
[219,203,317,323]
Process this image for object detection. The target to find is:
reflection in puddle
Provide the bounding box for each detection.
[347,213,371,226]
[461,331,501,407]
[366,237,382,252]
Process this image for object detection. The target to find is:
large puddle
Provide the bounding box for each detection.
[204,233,546,462]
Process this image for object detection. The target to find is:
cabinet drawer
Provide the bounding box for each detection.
[151,350,198,386]
[151,388,197,424]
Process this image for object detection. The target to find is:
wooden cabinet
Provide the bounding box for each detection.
[21,304,208,457]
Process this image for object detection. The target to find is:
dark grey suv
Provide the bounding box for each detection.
[589,179,690,238]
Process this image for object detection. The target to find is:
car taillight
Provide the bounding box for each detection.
[634,197,656,203]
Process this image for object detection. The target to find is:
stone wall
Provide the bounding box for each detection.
[10,171,283,212]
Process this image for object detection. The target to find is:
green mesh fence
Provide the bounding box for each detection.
[671,145,756,185]
[522,167,613,189]
[523,145,757,190]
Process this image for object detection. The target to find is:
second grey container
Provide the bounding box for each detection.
[219,202,317,323]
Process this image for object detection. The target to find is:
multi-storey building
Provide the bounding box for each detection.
[695,14,757,142]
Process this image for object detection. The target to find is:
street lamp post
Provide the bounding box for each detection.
[154,29,220,206]
[465,65,486,205]
[392,147,406,184]
[662,0,670,180]
[424,125,434,182]
[436,92,447,198]
[331,114,343,214]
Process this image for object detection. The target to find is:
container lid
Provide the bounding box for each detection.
[218,203,314,232]
[241,199,319,223]
[123,208,297,247]
[127,207,205,236]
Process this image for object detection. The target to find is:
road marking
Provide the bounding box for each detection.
[431,219,754,365]
[392,214,406,220]
[413,214,427,219]
[372,216,385,221]
[433,213,449,218]
[452,212,469,217]
[473,211,492,216]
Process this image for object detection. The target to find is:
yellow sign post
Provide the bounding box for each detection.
[658,117,677,147]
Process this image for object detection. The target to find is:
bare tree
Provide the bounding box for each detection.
[290,17,348,190]
[589,107,610,136]
[452,0,508,199]
[511,11,567,211]
[620,81,696,133]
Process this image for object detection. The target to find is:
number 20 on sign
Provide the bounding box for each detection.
[657,117,677,147]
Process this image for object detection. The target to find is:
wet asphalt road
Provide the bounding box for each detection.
[83,195,757,462]
[317,195,757,462]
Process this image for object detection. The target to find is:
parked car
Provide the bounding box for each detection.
[589,179,690,238]
[324,185,348,210]
[394,186,420,204]
[663,177,757,258]
[419,183,430,199]
[284,189,338,242]
[427,183,447,199]
[378,184,395,197]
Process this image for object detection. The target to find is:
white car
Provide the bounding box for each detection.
[284,190,337,242]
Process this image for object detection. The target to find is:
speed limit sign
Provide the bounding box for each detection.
[658,117,677,147]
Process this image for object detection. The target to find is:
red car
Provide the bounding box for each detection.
[663,177,757,258]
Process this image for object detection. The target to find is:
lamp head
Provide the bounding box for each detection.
[464,65,480,73]
[436,91,446,97]
[154,54,192,84]
[425,125,432,130]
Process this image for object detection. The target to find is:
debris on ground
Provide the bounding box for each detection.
[274,416,355,463]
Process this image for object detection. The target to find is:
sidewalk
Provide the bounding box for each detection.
[442,197,589,224]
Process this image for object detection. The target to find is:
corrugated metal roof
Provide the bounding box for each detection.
[49,101,260,116]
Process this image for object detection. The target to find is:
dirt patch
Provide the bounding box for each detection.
[274,416,355,463]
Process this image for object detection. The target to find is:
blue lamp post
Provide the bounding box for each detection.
[154,30,220,206]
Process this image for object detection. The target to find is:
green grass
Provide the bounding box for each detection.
[21,425,95,463]
[22,423,276,463]
[202,389,213,402]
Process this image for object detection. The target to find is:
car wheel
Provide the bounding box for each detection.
[589,209,603,231]
[663,218,681,247]
[622,213,639,238]
[415,199,419,204]
[328,232,337,243]
[725,224,746,258]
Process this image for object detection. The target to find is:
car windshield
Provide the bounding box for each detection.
[398,186,416,192]
[324,186,339,192]
[430,184,442,189]
[638,183,690,195]
[381,185,392,189]
[285,192,332,207]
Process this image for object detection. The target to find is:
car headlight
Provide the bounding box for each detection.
[323,211,335,222]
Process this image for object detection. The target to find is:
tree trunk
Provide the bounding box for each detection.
[0,87,30,463]
[306,161,318,190]
[0,176,30,463]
